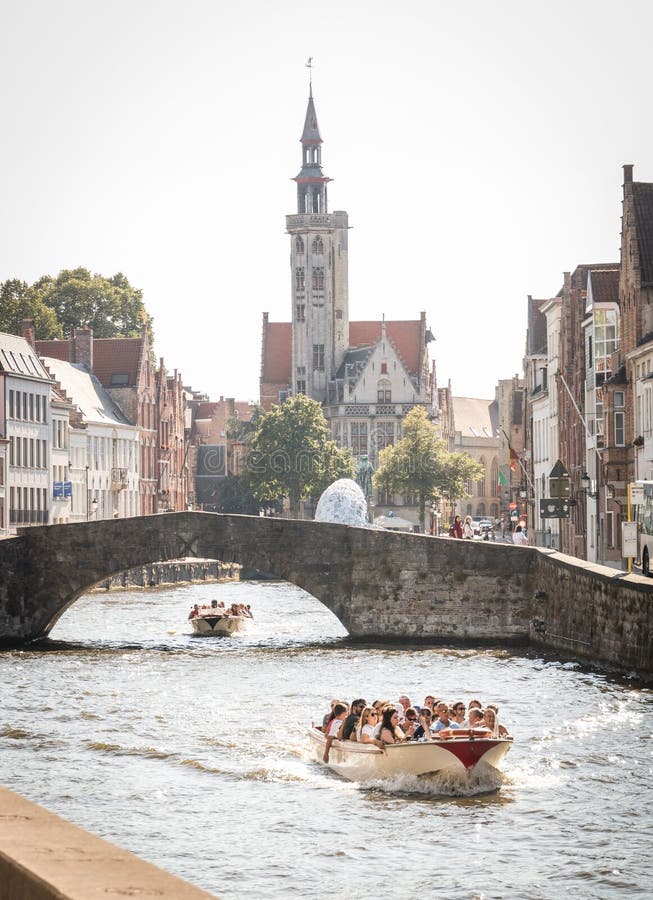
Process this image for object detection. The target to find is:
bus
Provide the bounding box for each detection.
[635,481,653,575]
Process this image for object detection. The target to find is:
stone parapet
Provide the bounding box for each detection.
[0,784,216,899]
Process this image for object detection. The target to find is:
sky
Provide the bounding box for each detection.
[2,0,652,404]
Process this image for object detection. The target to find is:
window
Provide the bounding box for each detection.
[614,391,625,408]
[377,388,391,402]
[311,236,324,254]
[295,303,305,322]
[9,390,14,418]
[295,267,305,291]
[296,380,306,394]
[615,411,625,446]
[295,237,304,254]
[378,489,394,505]
[335,309,343,320]
[312,266,324,291]
[110,373,130,386]
[312,344,325,371]
[606,511,614,549]
[374,422,394,453]
[381,363,388,374]
[350,422,368,456]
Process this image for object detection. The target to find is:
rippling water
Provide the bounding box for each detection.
[0,581,651,898]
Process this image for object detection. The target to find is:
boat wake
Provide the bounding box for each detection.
[345,767,507,797]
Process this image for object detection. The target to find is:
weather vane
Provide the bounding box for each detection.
[306,56,313,93]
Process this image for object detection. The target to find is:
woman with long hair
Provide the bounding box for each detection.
[379,706,405,744]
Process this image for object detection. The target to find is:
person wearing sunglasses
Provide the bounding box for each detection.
[452,702,467,727]
[356,706,385,748]
[412,708,433,741]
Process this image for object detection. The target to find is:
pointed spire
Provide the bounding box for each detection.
[301,94,322,144]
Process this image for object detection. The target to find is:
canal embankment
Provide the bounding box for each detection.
[93,558,241,591]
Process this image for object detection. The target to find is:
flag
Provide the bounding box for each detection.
[509,448,519,472]
[498,471,507,486]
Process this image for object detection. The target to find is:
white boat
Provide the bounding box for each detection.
[307,726,513,782]
[190,613,247,636]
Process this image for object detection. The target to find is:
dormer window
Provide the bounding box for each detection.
[377,378,391,403]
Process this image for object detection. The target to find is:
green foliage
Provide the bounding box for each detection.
[373,406,483,530]
[244,394,356,514]
[0,279,62,339]
[210,475,260,515]
[0,269,153,341]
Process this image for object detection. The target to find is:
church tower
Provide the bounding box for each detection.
[286,85,349,402]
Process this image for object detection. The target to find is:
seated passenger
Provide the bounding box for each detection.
[468,707,488,730]
[412,708,433,741]
[468,698,482,711]
[484,706,509,737]
[379,707,405,744]
[323,703,348,762]
[432,701,460,733]
[322,698,342,732]
[402,707,419,738]
[451,701,467,727]
[342,698,366,742]
[357,707,384,747]
[188,604,200,620]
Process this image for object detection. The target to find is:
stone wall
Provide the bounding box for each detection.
[94,559,240,591]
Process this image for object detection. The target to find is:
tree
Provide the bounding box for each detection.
[30,268,153,340]
[210,475,261,515]
[0,279,62,339]
[373,406,483,531]
[244,394,356,516]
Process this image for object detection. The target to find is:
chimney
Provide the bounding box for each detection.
[21,318,35,347]
[71,326,93,372]
[623,163,633,185]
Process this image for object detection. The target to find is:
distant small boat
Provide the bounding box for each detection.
[190,614,246,636]
[307,727,513,783]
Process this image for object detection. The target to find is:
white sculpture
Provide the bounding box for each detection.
[314,478,369,527]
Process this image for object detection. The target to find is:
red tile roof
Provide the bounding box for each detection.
[350,321,422,374]
[93,338,142,388]
[260,318,423,385]
[35,340,70,362]
[590,268,620,303]
[35,336,144,387]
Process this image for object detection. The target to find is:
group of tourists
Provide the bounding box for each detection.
[188,600,253,620]
[320,695,510,762]
[448,514,529,545]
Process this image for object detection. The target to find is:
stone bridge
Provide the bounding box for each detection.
[0,512,651,675]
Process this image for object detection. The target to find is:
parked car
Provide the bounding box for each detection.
[478,520,495,539]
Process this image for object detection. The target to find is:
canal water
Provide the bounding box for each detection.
[0,581,651,899]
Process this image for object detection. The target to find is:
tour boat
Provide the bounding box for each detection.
[190,612,248,636]
[307,726,513,783]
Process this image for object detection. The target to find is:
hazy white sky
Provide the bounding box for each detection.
[2,0,652,403]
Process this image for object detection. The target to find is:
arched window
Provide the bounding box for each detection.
[490,458,499,496]
[312,236,324,254]
[477,503,486,517]
[377,379,391,403]
[312,267,324,290]
[477,457,486,497]
[295,267,305,291]
[295,237,304,255]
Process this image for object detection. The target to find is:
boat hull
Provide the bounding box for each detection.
[307,727,512,782]
[190,615,246,636]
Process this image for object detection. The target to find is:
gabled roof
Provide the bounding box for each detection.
[34,335,145,388]
[589,267,620,303]
[349,321,422,374]
[0,331,52,380]
[42,357,131,427]
[93,338,143,388]
[452,396,498,440]
[633,182,653,285]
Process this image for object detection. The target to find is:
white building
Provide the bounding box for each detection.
[0,332,54,534]
[42,358,140,520]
